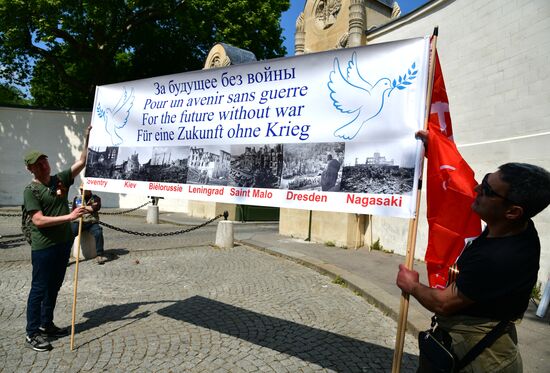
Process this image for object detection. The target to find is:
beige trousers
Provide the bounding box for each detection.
[434,315,522,373]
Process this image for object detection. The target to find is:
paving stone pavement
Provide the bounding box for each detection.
[0,210,419,372]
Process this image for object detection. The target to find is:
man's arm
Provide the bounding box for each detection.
[396,264,473,316]
[85,195,101,214]
[71,125,92,178]
[31,207,86,228]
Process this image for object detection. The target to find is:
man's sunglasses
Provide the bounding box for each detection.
[480,173,517,205]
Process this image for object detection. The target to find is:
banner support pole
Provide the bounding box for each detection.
[70,189,85,350]
[306,210,312,241]
[391,26,438,373]
[70,134,90,350]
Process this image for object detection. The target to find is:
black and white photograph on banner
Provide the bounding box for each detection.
[86,146,190,183]
[85,146,120,179]
[187,145,231,186]
[280,143,345,191]
[229,144,283,188]
[340,139,416,195]
[145,146,190,183]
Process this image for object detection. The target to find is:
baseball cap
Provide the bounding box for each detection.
[24,150,47,166]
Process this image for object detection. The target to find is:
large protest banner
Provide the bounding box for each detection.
[85,37,430,218]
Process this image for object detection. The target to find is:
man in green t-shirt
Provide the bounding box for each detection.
[22,126,90,352]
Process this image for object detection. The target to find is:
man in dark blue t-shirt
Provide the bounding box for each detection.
[397,144,550,371]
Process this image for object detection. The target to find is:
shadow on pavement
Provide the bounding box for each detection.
[105,248,130,257]
[67,248,130,267]
[73,301,173,347]
[70,296,418,370]
[102,248,130,264]
[76,302,151,333]
[157,295,418,372]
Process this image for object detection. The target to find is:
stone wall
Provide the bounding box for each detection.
[0,106,189,212]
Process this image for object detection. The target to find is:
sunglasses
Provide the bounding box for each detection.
[480,173,517,205]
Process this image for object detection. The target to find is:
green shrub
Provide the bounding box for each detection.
[532,282,542,301]
[370,238,383,251]
[332,276,347,287]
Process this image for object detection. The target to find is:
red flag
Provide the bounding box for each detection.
[425,53,482,289]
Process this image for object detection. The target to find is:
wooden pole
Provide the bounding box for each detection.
[70,187,86,351]
[70,124,93,350]
[391,27,438,373]
[306,210,312,241]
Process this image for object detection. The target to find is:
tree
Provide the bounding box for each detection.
[0,0,290,109]
[0,83,29,105]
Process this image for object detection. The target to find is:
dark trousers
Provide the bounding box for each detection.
[26,241,72,336]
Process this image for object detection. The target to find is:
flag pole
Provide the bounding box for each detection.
[391,26,438,373]
[70,130,90,350]
[70,186,85,350]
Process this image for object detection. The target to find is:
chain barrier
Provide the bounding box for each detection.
[2,211,228,246]
[0,236,26,245]
[1,233,24,238]
[0,201,152,218]
[0,211,22,217]
[99,201,152,215]
[98,212,226,237]
[0,212,25,245]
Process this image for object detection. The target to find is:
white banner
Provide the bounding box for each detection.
[86,37,430,218]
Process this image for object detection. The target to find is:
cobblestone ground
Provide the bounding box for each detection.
[0,212,418,372]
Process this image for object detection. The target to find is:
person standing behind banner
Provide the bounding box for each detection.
[71,187,106,264]
[22,126,90,352]
[320,153,341,191]
[396,130,550,372]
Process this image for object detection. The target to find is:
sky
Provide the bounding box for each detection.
[280,0,430,56]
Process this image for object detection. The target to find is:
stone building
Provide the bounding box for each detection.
[294,0,399,53]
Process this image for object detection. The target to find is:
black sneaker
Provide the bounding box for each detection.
[39,324,69,338]
[25,333,52,352]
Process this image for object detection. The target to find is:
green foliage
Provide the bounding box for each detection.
[0,83,30,105]
[370,238,383,251]
[325,241,335,247]
[0,0,290,108]
[369,238,394,253]
[531,282,542,301]
[332,276,347,287]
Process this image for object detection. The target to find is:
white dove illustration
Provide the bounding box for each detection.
[328,52,406,140]
[96,87,135,146]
